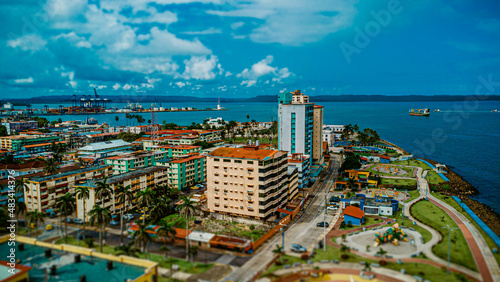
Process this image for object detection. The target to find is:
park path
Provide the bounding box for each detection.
[410,167,499,282]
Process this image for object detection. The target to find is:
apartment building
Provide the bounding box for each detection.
[312,105,324,165]
[77,140,133,158]
[22,141,67,154]
[288,153,310,188]
[287,167,299,201]
[156,154,206,191]
[74,166,168,221]
[1,120,37,134]
[206,146,288,221]
[104,150,169,174]
[24,165,112,213]
[146,145,202,158]
[0,135,60,151]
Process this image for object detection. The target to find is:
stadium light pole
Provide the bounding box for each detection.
[442,225,458,274]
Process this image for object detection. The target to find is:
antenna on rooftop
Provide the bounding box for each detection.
[151,104,158,145]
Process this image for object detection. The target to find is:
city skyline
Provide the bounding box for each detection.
[1,0,500,98]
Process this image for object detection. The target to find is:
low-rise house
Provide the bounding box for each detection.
[343,205,365,226]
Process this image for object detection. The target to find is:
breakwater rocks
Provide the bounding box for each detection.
[422,159,499,236]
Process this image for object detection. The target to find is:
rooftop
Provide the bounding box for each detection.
[168,154,205,164]
[28,165,110,183]
[344,205,365,219]
[79,139,132,152]
[77,166,165,187]
[209,146,281,160]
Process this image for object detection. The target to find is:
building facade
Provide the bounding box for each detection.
[1,120,38,134]
[74,166,168,221]
[287,167,299,201]
[157,154,206,191]
[24,165,112,213]
[0,135,60,151]
[147,145,202,158]
[104,150,169,174]
[206,146,288,221]
[312,105,324,165]
[287,153,310,188]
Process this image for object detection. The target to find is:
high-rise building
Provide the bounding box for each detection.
[278,90,314,156]
[312,105,324,165]
[206,146,288,221]
[278,90,324,166]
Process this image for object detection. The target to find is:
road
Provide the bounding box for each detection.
[406,167,499,282]
[223,156,341,282]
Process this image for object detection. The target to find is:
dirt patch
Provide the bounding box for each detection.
[187,264,231,282]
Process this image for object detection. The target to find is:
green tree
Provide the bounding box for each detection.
[76,187,90,239]
[88,204,111,252]
[57,193,75,242]
[132,222,153,259]
[115,241,140,258]
[26,210,45,239]
[116,184,134,245]
[272,244,284,256]
[376,248,387,259]
[42,158,60,175]
[115,115,119,126]
[178,195,196,261]
[137,187,155,224]
[0,125,8,136]
[95,176,112,208]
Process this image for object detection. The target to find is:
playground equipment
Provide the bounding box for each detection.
[373,223,408,247]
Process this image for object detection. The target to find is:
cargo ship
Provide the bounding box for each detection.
[409,108,430,116]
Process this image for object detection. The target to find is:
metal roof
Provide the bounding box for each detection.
[79,139,132,152]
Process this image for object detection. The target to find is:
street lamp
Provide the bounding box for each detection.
[442,225,458,274]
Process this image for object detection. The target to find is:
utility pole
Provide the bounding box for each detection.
[442,225,458,274]
[324,193,327,252]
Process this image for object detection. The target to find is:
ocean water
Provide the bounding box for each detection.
[31,100,500,213]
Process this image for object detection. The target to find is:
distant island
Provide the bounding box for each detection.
[3,94,500,104]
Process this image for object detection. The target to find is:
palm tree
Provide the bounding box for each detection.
[158,220,177,244]
[14,177,28,196]
[178,195,196,261]
[88,204,111,252]
[188,246,198,262]
[57,193,75,242]
[272,244,284,256]
[26,210,45,239]
[115,115,119,127]
[136,187,155,224]
[376,248,387,259]
[42,158,60,175]
[115,241,140,258]
[95,177,112,208]
[132,222,152,259]
[76,187,90,239]
[116,184,133,245]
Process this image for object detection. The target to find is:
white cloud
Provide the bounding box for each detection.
[231,22,245,30]
[14,77,34,84]
[113,83,121,90]
[238,55,294,85]
[176,81,186,88]
[123,84,138,91]
[7,34,47,52]
[183,28,222,35]
[241,80,257,87]
[180,55,219,80]
[208,0,357,45]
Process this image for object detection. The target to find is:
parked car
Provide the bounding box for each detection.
[66,218,72,223]
[291,244,307,253]
[327,206,338,211]
[123,214,134,220]
[139,214,150,220]
[317,222,329,227]
[73,218,84,224]
[330,196,340,203]
[110,220,118,226]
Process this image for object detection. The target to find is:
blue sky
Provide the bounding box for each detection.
[1,0,499,98]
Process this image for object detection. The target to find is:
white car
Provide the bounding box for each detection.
[327,206,339,211]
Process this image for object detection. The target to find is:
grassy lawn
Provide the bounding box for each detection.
[426,171,446,185]
[381,208,433,243]
[432,193,500,267]
[55,236,213,274]
[365,165,415,178]
[264,244,470,281]
[342,216,384,230]
[391,160,433,170]
[379,178,417,187]
[411,200,478,271]
[405,190,421,203]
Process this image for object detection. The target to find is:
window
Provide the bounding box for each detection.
[235,160,242,163]
[223,159,231,163]
[214,158,220,162]
[247,161,254,164]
